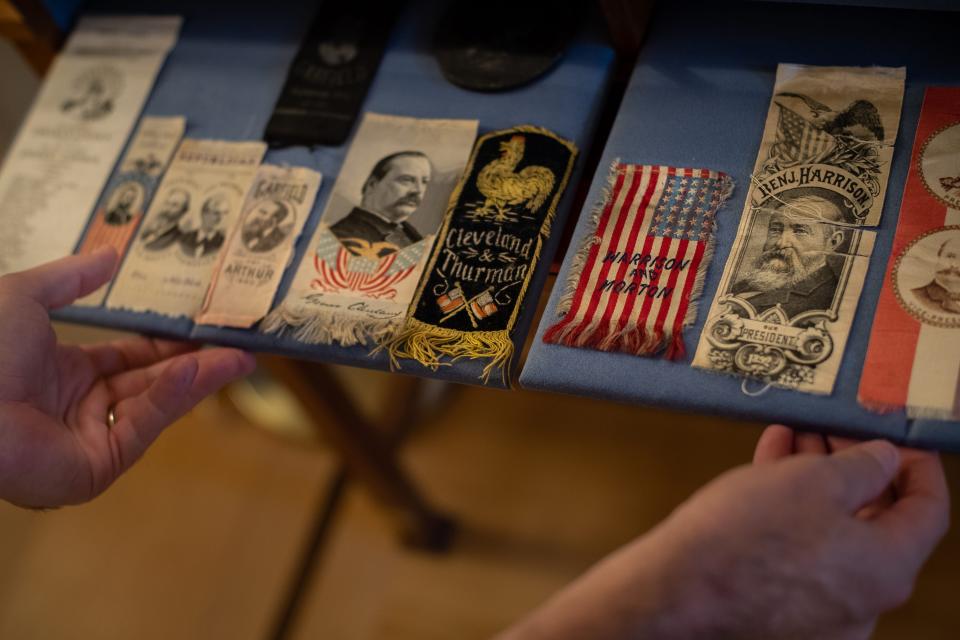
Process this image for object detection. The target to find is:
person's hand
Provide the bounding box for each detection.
[0,248,255,508]
[502,425,950,640]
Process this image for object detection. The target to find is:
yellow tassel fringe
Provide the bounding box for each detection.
[379,318,514,385]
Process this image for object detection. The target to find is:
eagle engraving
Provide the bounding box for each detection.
[775,92,885,142]
[473,135,555,221]
[762,92,887,200]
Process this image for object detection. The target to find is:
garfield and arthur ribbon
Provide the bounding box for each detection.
[543,162,733,359]
[382,125,578,383]
[859,88,960,420]
[197,164,322,328]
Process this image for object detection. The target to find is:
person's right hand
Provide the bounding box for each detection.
[502,425,950,640]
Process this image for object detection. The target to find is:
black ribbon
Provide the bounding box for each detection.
[411,126,577,333]
[264,1,401,147]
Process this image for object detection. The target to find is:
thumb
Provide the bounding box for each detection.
[1,246,117,309]
[826,440,900,513]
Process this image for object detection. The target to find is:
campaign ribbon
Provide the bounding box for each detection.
[543,162,733,360]
[75,115,185,306]
[0,16,181,276]
[859,87,960,420]
[261,113,478,346]
[264,1,400,147]
[106,139,267,318]
[691,64,904,395]
[197,164,322,328]
[381,125,577,383]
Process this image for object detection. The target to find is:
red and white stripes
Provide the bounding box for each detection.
[544,162,732,359]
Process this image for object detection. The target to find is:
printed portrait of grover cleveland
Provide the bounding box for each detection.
[732,188,852,318]
[330,151,431,260]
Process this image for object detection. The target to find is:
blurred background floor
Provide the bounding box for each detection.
[3,34,960,640]
[0,320,956,639]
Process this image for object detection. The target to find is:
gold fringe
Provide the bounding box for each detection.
[378,318,514,385]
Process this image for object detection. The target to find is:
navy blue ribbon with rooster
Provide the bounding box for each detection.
[381,125,577,383]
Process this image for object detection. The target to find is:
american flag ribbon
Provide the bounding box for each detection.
[543,162,733,359]
[79,209,143,261]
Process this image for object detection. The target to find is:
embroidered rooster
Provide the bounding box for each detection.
[474,135,555,222]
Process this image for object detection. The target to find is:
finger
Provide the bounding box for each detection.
[826,440,900,513]
[827,435,860,452]
[875,449,950,560]
[109,349,254,469]
[823,435,898,514]
[105,346,241,399]
[796,431,829,455]
[753,424,795,464]
[83,337,199,377]
[0,246,117,309]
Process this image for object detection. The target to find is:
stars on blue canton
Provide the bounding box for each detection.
[649,173,725,241]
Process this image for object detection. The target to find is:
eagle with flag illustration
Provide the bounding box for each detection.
[763,92,885,198]
[260,224,431,346]
[310,226,425,300]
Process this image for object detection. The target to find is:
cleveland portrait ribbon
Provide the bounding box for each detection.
[543,162,734,359]
[859,87,960,420]
[261,113,478,345]
[382,125,578,383]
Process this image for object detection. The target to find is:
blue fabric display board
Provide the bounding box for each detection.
[520,1,960,450]
[52,0,615,389]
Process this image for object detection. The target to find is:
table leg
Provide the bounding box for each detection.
[261,355,455,551]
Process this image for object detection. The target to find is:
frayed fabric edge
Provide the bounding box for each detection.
[906,405,960,422]
[554,158,621,317]
[260,302,402,347]
[688,361,833,397]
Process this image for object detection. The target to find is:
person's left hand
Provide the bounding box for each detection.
[0,248,256,508]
